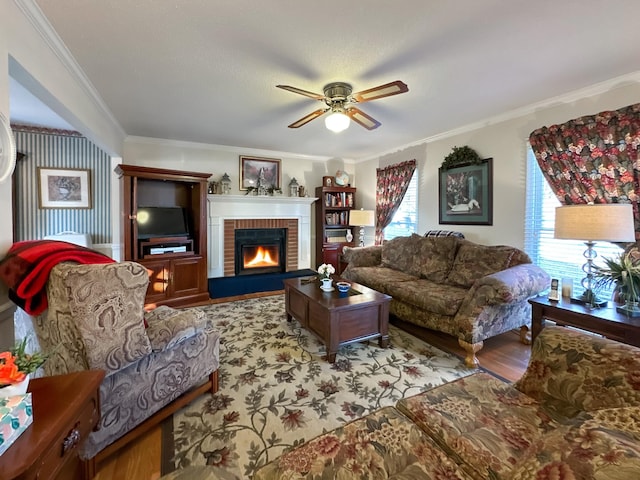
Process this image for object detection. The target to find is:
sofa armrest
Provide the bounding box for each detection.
[514,325,640,417]
[145,306,210,352]
[471,263,550,306]
[342,245,382,267]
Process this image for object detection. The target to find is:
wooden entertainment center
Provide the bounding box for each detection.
[117,164,211,307]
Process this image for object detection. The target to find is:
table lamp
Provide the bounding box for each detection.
[554,203,635,307]
[349,209,375,247]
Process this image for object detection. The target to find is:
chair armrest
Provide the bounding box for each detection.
[342,245,382,267]
[145,306,210,352]
[514,325,640,417]
[471,263,550,306]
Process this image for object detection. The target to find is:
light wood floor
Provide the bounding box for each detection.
[94,291,531,480]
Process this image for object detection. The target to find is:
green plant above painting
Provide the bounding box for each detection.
[439,158,493,225]
[440,145,482,170]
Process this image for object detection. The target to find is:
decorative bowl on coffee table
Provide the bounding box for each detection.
[336,281,351,293]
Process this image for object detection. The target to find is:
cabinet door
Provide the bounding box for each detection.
[141,259,170,303]
[171,256,204,298]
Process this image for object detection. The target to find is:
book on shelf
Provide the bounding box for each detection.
[324,192,354,208]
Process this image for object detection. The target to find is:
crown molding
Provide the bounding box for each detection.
[356,71,640,163]
[124,135,347,163]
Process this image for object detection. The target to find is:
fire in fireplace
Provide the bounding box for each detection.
[235,228,287,275]
[243,245,278,268]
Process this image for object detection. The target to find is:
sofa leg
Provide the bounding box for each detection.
[210,370,219,394]
[520,325,532,345]
[458,339,483,368]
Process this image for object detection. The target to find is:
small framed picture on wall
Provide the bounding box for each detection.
[38,167,92,209]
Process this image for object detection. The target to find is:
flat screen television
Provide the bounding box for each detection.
[137,206,190,239]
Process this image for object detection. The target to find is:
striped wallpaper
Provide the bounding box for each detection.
[13,128,112,244]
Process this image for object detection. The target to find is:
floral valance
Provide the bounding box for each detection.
[528,103,640,237]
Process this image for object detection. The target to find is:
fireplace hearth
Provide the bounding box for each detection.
[235,228,286,275]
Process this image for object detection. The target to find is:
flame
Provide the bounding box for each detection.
[245,246,278,267]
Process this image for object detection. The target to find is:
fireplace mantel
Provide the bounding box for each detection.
[207,195,317,278]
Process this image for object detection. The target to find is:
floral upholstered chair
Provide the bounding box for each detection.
[14,261,219,473]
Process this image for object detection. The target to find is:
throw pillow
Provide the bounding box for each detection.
[381,235,423,276]
[414,236,460,283]
[446,242,517,288]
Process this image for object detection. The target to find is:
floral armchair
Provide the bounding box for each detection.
[14,261,219,472]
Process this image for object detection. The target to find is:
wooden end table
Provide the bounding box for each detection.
[0,370,105,480]
[529,296,640,347]
[284,276,391,363]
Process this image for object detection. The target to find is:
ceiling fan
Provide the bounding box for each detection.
[276,80,408,132]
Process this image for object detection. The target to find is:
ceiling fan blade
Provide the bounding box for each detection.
[276,85,325,100]
[287,108,327,128]
[346,107,381,130]
[350,80,409,103]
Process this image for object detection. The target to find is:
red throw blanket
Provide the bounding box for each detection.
[0,240,115,315]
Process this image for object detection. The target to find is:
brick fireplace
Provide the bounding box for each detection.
[207,195,316,278]
[224,219,297,276]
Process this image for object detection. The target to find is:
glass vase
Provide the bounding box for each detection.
[617,300,640,317]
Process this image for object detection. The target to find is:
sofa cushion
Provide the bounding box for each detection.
[396,372,559,480]
[253,406,474,480]
[381,234,423,276]
[342,266,417,294]
[511,407,640,479]
[414,235,459,283]
[385,278,467,316]
[446,242,520,288]
[54,262,152,376]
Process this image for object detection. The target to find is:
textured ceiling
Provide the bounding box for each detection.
[11,0,640,159]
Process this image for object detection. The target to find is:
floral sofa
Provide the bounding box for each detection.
[341,234,549,367]
[254,325,640,479]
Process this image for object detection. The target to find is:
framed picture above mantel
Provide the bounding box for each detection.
[239,156,281,191]
[438,158,493,225]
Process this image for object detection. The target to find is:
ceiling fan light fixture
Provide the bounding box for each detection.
[324,110,350,133]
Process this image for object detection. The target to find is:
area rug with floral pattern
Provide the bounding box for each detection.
[170,294,475,479]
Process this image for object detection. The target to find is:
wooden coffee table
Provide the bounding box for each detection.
[284,276,391,362]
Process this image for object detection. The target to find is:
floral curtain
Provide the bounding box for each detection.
[528,103,640,236]
[374,159,416,245]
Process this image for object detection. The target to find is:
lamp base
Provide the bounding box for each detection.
[570,290,607,308]
[617,302,640,317]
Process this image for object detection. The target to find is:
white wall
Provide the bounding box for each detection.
[357,80,640,249]
[0,7,13,349]
[122,137,353,195]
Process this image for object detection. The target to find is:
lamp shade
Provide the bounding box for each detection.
[324,111,350,133]
[349,209,375,227]
[554,204,635,242]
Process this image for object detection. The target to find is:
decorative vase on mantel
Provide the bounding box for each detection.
[320,278,333,291]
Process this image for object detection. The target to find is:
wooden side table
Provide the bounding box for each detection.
[529,296,640,347]
[0,370,105,480]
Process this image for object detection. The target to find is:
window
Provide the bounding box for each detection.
[524,146,623,298]
[383,171,418,240]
